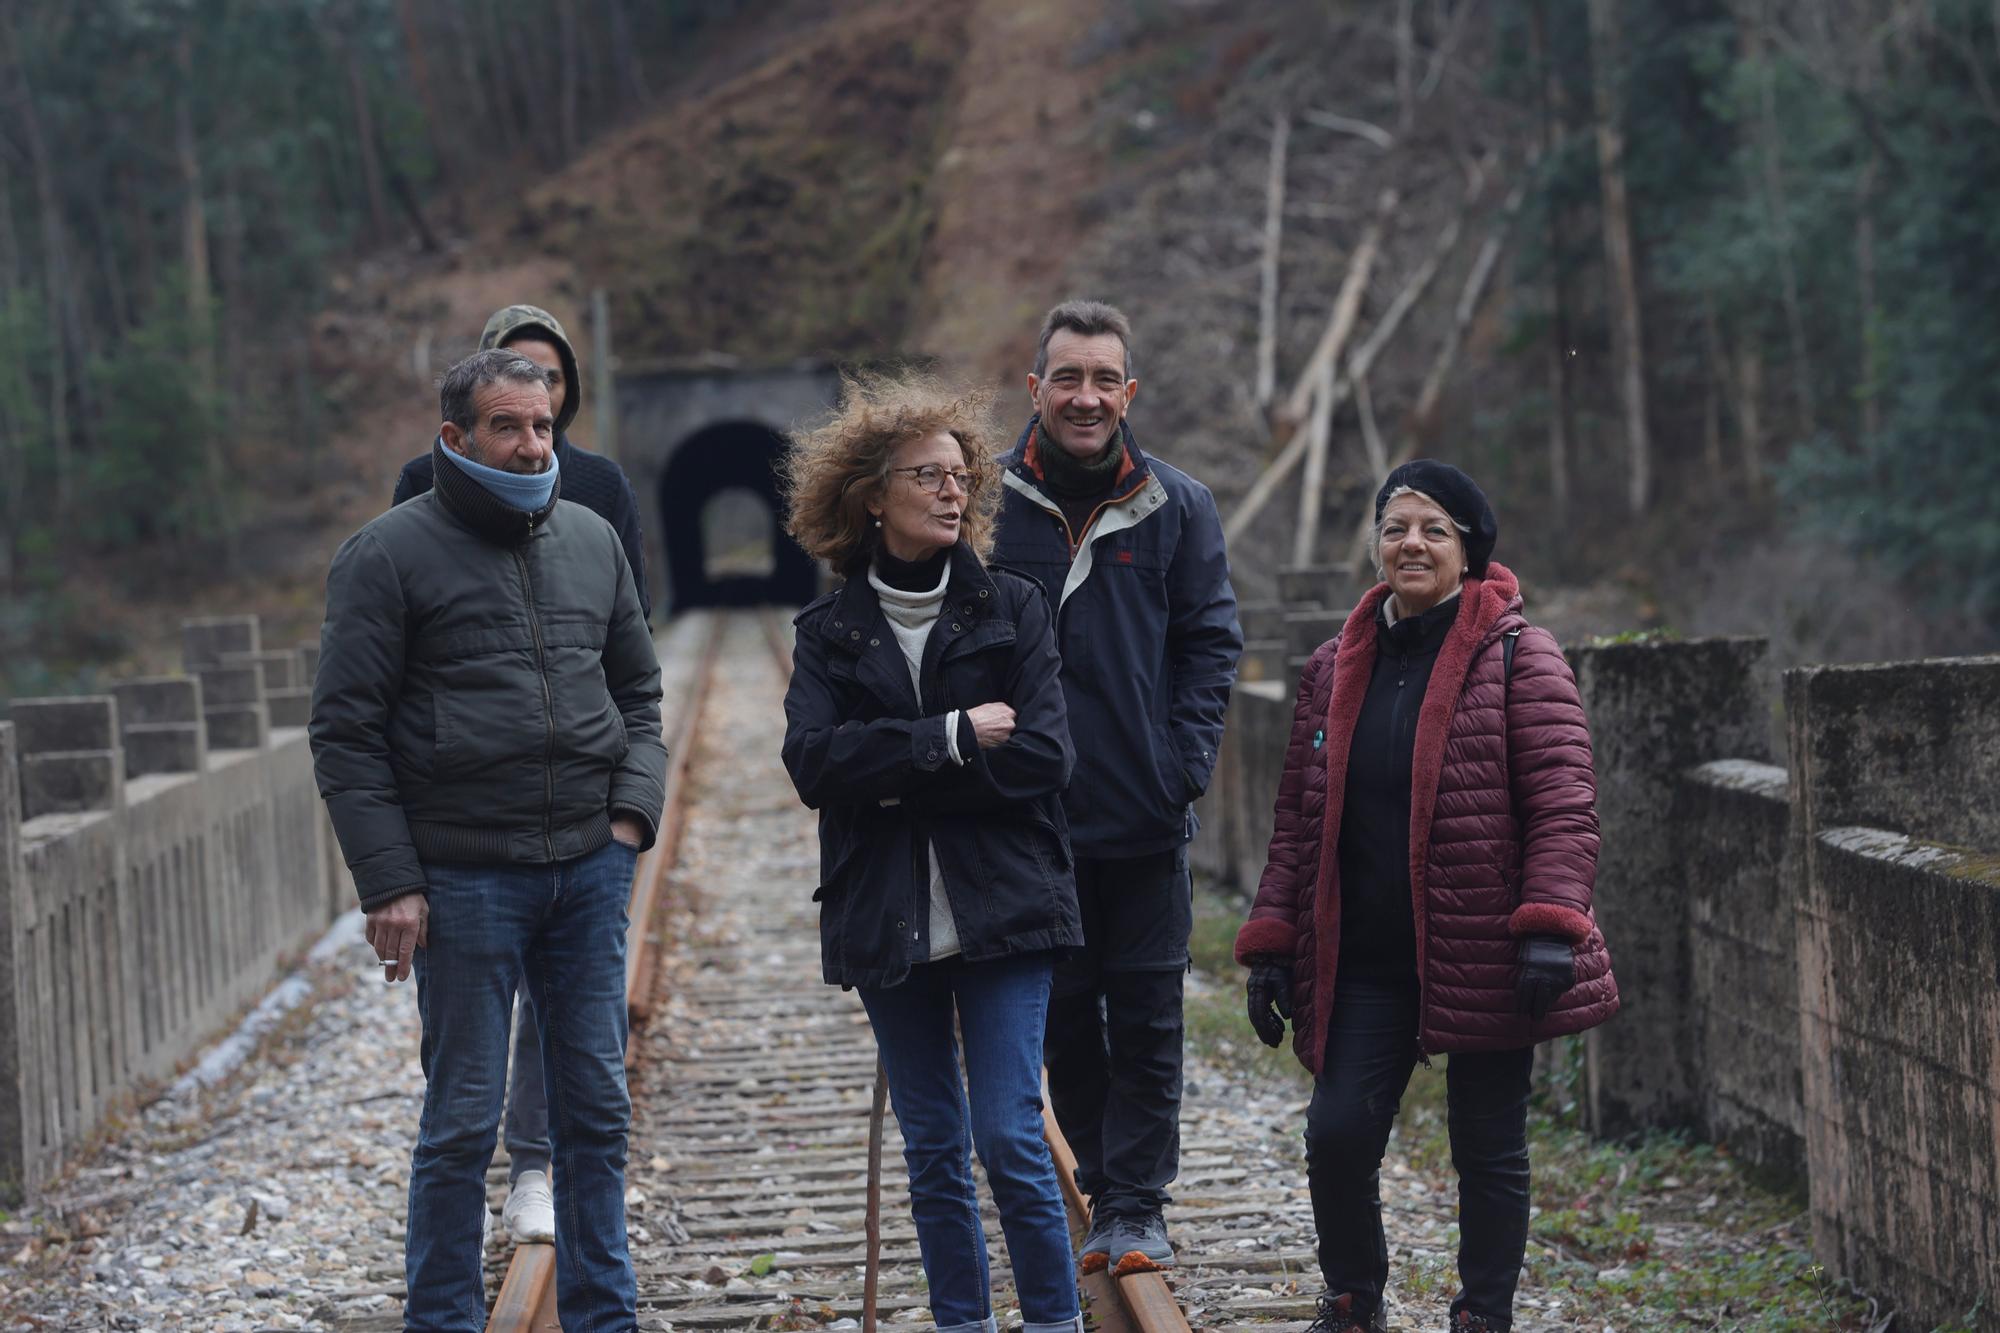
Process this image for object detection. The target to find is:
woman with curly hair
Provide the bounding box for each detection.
[779,372,1084,1333]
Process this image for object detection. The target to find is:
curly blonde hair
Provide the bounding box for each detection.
[781,371,1001,576]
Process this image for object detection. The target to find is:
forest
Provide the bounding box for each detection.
[1,0,1997,694]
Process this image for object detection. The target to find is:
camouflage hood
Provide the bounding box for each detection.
[478,304,582,438]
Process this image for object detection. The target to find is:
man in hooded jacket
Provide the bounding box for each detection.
[396,303,650,614]
[390,304,651,1246]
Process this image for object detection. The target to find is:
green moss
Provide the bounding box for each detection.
[1941,850,2000,886]
[1584,626,1685,648]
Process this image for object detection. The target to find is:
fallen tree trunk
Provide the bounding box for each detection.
[1288,187,1396,563]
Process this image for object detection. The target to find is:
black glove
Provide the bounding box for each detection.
[1516,935,1575,1021]
[1246,961,1294,1048]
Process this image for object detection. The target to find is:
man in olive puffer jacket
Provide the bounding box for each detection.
[310,348,664,1332]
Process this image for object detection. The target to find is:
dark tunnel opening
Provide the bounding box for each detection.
[658,420,818,610]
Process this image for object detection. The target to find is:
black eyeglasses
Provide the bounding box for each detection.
[889,464,979,494]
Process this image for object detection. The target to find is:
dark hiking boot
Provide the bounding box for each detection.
[1109,1209,1176,1275]
[1449,1311,1506,1331]
[1304,1292,1387,1333]
[1077,1207,1119,1275]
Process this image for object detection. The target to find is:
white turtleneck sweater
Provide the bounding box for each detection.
[867,560,967,962]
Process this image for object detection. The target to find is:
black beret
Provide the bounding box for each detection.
[1373,459,1498,577]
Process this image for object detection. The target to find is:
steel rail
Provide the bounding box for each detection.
[485,610,723,1333]
[1041,1080,1191,1333]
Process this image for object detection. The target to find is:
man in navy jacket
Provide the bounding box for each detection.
[991,300,1242,1275]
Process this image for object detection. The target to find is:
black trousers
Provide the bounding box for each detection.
[1043,848,1192,1217]
[1305,973,1533,1327]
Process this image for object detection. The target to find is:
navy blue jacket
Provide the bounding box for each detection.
[991,419,1242,858]
[394,434,651,619]
[782,543,1082,989]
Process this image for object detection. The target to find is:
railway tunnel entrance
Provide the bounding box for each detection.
[613,362,841,614]
[657,421,816,608]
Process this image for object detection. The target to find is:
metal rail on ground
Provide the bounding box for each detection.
[485,610,723,1333]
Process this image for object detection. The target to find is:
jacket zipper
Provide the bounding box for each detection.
[1395,639,1431,1058]
[1052,474,1148,558]
[513,543,557,861]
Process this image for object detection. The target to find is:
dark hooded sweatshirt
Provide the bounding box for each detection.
[392,304,652,618]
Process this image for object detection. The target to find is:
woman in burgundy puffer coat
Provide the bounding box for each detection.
[1235,460,1617,1333]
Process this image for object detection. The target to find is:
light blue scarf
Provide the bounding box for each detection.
[437,436,560,512]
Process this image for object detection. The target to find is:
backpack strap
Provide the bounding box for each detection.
[1502,627,1523,689]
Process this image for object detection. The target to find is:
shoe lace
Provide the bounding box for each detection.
[1305,1294,1369,1333]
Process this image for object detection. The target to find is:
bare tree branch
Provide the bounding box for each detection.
[1254,113,1290,412]
[1300,108,1395,150]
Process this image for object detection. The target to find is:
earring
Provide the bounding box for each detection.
[873,517,882,528]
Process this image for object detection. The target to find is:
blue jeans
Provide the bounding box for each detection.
[405,839,639,1332]
[860,952,1082,1333]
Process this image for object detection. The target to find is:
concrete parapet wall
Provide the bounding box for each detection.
[1679,759,1803,1184]
[1787,655,2000,849]
[0,726,25,1197]
[1569,636,1774,1137]
[0,720,338,1202]
[1188,680,1290,895]
[1796,826,1999,1332]
[1785,656,2000,1329]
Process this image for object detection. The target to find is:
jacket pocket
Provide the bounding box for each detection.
[1150,723,1192,811]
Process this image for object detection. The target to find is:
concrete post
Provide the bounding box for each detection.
[0,723,26,1202]
[222,649,297,693]
[195,663,269,752]
[1281,608,1343,692]
[11,697,126,819]
[110,677,207,777]
[1567,636,1772,1138]
[181,615,260,671]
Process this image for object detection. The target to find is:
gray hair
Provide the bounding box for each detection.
[439,348,553,433]
[1370,486,1471,582]
[1033,299,1136,379]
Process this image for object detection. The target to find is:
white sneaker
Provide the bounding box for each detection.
[502,1170,556,1244]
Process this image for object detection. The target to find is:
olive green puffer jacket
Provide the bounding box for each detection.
[310,440,666,910]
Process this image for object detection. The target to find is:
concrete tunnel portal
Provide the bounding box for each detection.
[613,362,841,614]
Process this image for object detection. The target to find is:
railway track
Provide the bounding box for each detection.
[483,609,1216,1333]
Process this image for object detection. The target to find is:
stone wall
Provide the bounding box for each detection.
[1679,759,1802,1185]
[0,620,343,1202]
[1566,636,1776,1137]
[1787,658,2000,1331]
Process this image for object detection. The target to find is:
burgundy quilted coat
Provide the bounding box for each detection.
[1233,563,1618,1072]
